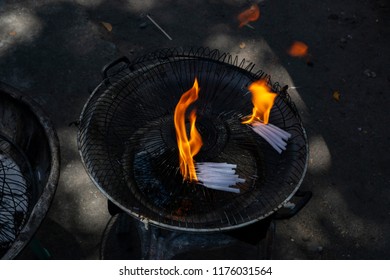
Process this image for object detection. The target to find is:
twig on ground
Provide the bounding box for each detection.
[146,14,173,41]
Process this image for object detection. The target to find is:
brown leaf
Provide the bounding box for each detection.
[332,91,340,102]
[101,21,112,32]
[9,31,17,36]
[239,42,246,49]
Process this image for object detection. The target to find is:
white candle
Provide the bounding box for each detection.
[254,125,287,149]
[249,121,291,154]
[264,123,291,140]
[251,125,283,153]
[195,162,245,193]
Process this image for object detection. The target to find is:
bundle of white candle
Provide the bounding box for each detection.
[249,121,292,154]
[195,162,245,193]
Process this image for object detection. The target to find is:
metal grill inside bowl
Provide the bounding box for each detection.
[0,82,60,259]
[78,48,308,231]
[0,134,35,254]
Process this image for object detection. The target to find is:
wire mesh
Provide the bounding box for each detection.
[0,134,34,255]
[78,48,308,231]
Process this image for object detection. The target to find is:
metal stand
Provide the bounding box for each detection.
[101,203,276,260]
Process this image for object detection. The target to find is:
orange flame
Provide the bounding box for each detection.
[288,41,308,57]
[174,78,203,181]
[238,4,260,27]
[242,80,277,125]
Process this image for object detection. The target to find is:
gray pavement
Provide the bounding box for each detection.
[0,0,389,259]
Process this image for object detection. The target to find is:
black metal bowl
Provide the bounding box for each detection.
[0,82,60,259]
[78,48,308,232]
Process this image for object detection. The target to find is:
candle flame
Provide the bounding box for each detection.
[242,80,277,125]
[174,78,203,181]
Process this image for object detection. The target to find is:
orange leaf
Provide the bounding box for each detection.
[238,4,260,28]
[288,41,308,57]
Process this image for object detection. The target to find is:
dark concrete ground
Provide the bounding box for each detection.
[0,0,389,259]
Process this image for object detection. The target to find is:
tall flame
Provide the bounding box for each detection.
[242,80,277,125]
[174,78,203,181]
[238,4,260,27]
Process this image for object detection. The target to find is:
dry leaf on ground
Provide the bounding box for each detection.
[332,91,341,102]
[101,21,112,32]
